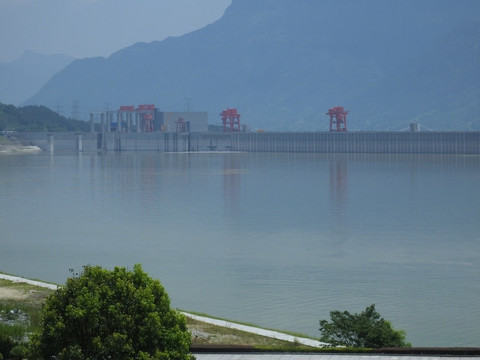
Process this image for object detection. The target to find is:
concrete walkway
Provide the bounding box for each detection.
[0,273,58,290]
[182,312,328,348]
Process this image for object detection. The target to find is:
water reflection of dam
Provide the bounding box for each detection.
[16,131,480,154]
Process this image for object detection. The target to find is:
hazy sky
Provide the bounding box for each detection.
[0,0,232,63]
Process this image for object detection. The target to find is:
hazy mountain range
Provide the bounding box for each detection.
[22,0,480,131]
[0,51,74,106]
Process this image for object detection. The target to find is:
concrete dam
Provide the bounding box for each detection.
[16,131,480,154]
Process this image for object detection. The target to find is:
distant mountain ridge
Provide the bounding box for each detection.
[23,0,480,131]
[0,51,74,106]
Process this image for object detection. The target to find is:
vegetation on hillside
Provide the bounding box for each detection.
[0,103,91,132]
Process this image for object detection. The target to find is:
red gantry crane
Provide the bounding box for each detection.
[220,108,241,132]
[136,104,155,132]
[326,106,349,132]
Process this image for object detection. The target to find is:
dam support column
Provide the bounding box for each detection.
[47,133,54,154]
[90,113,95,133]
[100,113,105,133]
[76,133,83,152]
[127,112,132,132]
[107,112,113,132]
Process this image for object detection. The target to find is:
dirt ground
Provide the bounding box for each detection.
[0,276,54,304]
[0,287,29,300]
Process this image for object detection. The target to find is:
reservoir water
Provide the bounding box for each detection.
[0,152,479,346]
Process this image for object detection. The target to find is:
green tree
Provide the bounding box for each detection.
[31,264,193,360]
[319,304,410,348]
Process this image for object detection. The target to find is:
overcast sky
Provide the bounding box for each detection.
[0,0,232,63]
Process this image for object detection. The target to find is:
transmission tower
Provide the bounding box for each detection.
[71,99,80,120]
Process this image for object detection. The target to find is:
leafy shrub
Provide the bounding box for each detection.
[31,264,193,360]
[0,335,15,359]
[319,304,410,348]
[9,344,27,359]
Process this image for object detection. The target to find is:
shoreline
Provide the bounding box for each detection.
[0,272,326,348]
[2,273,480,354]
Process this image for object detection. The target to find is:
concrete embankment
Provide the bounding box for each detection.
[0,273,58,290]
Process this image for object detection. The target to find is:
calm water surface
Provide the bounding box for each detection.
[0,152,479,346]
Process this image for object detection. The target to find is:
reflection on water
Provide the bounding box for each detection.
[0,152,479,347]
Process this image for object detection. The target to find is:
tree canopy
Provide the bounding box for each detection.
[319,304,410,348]
[31,264,193,360]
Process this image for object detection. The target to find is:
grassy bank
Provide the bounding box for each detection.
[0,278,53,339]
[187,316,312,348]
[183,310,315,340]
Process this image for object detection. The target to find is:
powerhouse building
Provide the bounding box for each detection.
[89,105,208,134]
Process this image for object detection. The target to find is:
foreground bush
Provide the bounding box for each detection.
[0,334,15,359]
[31,264,193,360]
[9,344,27,359]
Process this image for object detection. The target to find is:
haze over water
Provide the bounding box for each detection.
[1,152,479,347]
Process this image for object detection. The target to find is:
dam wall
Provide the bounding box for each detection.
[15,131,480,154]
[229,132,480,154]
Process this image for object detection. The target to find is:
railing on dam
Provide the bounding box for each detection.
[15,131,480,154]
